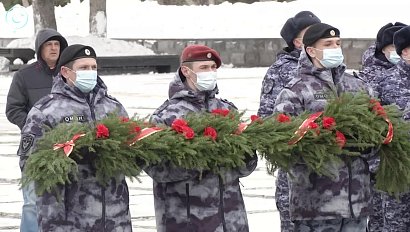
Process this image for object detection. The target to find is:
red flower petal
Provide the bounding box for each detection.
[96,124,109,138]
[277,114,291,123]
[322,116,336,129]
[204,126,217,141]
[336,130,346,148]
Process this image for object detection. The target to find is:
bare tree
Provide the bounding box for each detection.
[90,0,107,37]
[32,0,57,33]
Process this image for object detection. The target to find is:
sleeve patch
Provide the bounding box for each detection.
[20,134,35,155]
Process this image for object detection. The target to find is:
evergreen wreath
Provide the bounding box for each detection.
[22,92,410,196]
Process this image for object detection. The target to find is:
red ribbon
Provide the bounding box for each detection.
[235,122,248,135]
[383,118,393,144]
[129,127,163,145]
[53,133,86,156]
[288,112,323,145]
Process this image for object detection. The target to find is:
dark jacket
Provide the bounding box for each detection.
[274,49,372,220]
[6,28,68,130]
[146,72,257,232]
[19,75,131,231]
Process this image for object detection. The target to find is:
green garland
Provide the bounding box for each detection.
[22,92,410,196]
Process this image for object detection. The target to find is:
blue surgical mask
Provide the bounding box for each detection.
[317,48,344,68]
[72,70,98,93]
[387,51,401,64]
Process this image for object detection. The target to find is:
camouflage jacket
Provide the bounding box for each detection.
[19,75,132,232]
[360,43,395,97]
[257,48,300,118]
[274,50,372,220]
[146,72,258,232]
[378,59,410,110]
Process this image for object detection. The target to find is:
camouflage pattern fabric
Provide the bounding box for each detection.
[257,47,301,232]
[275,169,293,232]
[377,59,410,232]
[294,217,368,232]
[359,43,395,232]
[18,75,131,231]
[257,48,300,118]
[382,192,410,232]
[359,43,395,98]
[146,72,258,232]
[273,49,372,222]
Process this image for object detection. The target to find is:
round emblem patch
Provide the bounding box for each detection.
[207,52,212,59]
[85,49,91,56]
[330,30,335,36]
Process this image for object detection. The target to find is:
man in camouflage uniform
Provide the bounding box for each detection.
[18,44,132,231]
[146,45,257,232]
[377,25,410,232]
[257,11,320,232]
[274,23,372,232]
[359,22,406,232]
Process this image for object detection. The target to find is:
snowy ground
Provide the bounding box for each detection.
[0,67,281,231]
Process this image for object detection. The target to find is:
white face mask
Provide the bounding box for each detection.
[185,67,217,91]
[387,50,401,64]
[195,71,217,91]
[315,47,344,68]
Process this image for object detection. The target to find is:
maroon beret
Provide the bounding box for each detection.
[180,45,222,68]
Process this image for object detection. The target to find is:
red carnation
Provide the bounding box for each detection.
[134,126,141,133]
[211,108,230,117]
[250,115,262,123]
[277,113,291,123]
[322,116,336,129]
[119,116,129,123]
[204,127,217,141]
[96,124,109,138]
[172,119,189,133]
[308,122,318,129]
[183,127,195,139]
[336,130,346,148]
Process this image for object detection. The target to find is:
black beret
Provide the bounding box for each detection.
[57,44,97,69]
[303,23,340,47]
[394,25,410,55]
[376,22,407,52]
[280,11,321,49]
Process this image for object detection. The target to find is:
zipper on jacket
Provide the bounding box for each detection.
[185,183,191,228]
[347,158,355,218]
[102,186,106,232]
[218,176,227,232]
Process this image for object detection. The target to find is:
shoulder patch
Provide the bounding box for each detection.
[20,134,35,155]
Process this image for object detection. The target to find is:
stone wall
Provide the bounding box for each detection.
[134,38,375,70]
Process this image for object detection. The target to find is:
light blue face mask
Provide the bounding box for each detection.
[195,71,217,91]
[73,70,98,93]
[184,66,217,91]
[317,47,344,68]
[387,50,401,65]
